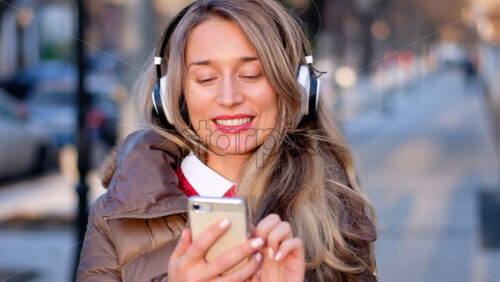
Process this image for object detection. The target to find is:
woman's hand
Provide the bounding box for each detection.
[168,218,264,282]
[254,214,305,282]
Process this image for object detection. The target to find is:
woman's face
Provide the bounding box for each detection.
[183,17,279,158]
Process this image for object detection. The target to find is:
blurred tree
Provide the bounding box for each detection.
[418,0,467,27]
[279,0,325,47]
[282,0,391,72]
[348,0,389,72]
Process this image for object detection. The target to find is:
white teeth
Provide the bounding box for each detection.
[215,117,252,126]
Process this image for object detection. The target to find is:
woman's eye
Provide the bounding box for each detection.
[196,78,215,84]
[240,74,262,81]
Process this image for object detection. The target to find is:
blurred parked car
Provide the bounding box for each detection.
[86,73,120,146]
[0,88,51,179]
[433,42,468,67]
[0,60,76,100]
[25,73,119,149]
[26,80,77,148]
[1,59,120,152]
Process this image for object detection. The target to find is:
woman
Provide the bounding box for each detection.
[77,0,377,281]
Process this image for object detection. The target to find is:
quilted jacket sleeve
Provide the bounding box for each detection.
[76,195,121,281]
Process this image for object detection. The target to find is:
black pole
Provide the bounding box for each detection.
[16,20,24,69]
[72,0,90,280]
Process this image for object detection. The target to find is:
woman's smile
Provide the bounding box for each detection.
[213,114,255,133]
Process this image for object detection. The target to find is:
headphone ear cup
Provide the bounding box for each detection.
[296,65,321,117]
[307,73,319,116]
[152,84,160,114]
[151,76,174,125]
[314,78,321,112]
[159,76,175,123]
[297,65,311,117]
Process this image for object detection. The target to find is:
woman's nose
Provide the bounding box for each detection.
[216,76,244,107]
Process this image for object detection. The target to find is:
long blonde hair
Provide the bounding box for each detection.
[136,0,377,280]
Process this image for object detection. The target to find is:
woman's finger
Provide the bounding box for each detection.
[266,221,293,260]
[205,237,265,277]
[250,272,261,282]
[254,214,281,240]
[184,218,231,262]
[219,251,263,282]
[274,238,304,262]
[170,228,191,260]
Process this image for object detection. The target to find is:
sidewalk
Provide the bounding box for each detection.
[0,170,106,282]
[0,171,105,223]
[346,69,500,281]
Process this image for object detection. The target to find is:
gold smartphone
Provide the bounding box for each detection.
[188,196,249,274]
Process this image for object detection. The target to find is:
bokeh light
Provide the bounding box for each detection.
[335,66,358,89]
[371,20,391,40]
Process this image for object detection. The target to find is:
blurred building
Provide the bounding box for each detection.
[0,0,38,78]
[0,0,77,79]
[469,0,500,85]
[469,0,500,45]
[468,0,500,161]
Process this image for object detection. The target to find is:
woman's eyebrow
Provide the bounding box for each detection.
[241,56,258,62]
[187,56,258,69]
[187,60,211,69]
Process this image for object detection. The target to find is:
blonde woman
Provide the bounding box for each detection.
[77,0,377,281]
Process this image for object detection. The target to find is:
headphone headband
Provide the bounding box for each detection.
[154,2,196,77]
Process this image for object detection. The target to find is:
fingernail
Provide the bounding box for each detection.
[180,229,186,239]
[251,238,264,249]
[254,252,262,262]
[274,251,283,261]
[268,247,274,259]
[257,270,261,277]
[219,218,230,229]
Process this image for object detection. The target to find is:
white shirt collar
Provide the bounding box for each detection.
[180,152,236,197]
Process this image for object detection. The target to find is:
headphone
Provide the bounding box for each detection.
[151,1,321,127]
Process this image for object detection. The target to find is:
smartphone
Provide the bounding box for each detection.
[188,196,249,274]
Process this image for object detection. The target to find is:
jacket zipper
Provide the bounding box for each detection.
[103,209,187,221]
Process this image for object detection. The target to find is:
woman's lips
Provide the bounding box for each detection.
[212,114,254,133]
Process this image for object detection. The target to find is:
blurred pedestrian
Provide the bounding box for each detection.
[463,50,478,90]
[76,0,377,281]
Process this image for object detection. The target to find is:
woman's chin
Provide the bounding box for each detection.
[207,135,259,156]
[208,145,256,157]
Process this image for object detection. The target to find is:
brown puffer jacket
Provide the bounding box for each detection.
[76,129,377,282]
[77,130,187,281]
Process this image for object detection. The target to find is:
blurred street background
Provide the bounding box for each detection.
[0,0,500,281]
